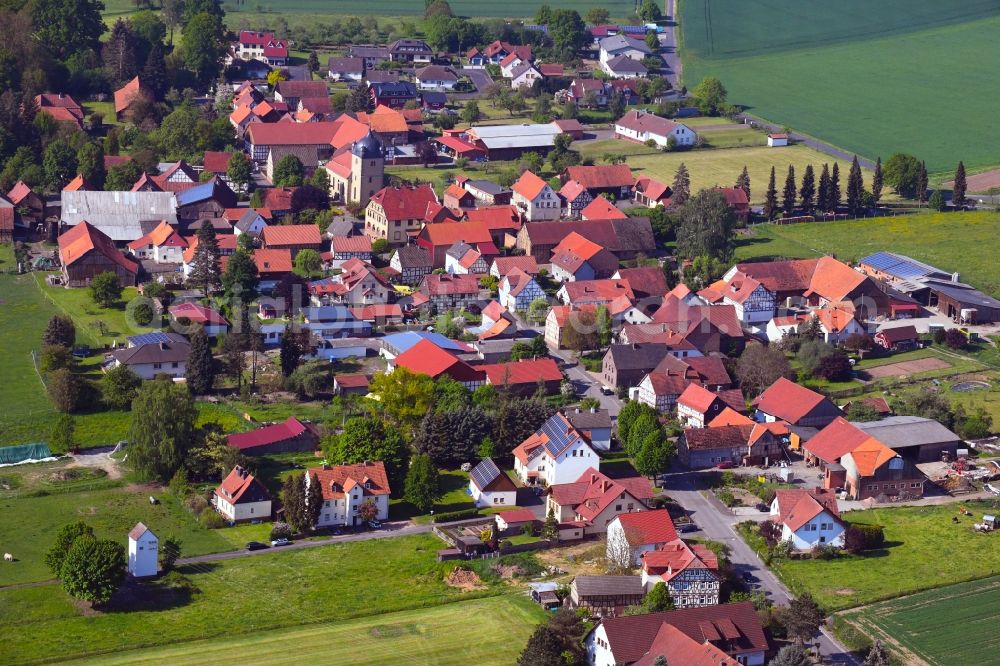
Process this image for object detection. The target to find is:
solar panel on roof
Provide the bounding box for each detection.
[540,415,577,456]
[470,459,500,489]
[127,332,172,346]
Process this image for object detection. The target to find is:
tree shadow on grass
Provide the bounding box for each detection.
[102,571,205,613]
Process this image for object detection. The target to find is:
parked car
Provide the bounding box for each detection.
[677,522,698,533]
[367,520,382,529]
[600,386,615,396]
[270,538,291,547]
[716,461,736,469]
[245,541,269,551]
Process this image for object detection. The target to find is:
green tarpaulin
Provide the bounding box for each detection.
[0,443,54,465]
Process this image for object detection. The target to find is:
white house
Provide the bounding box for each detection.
[126,221,188,264]
[127,522,158,578]
[499,267,545,312]
[640,540,721,606]
[598,35,651,65]
[414,65,459,91]
[307,461,391,528]
[717,273,776,325]
[765,314,808,343]
[547,469,653,536]
[606,510,678,567]
[614,110,696,148]
[110,336,190,380]
[445,241,489,275]
[566,407,613,451]
[233,209,268,239]
[767,133,789,147]
[511,170,560,221]
[770,489,846,551]
[512,413,600,487]
[509,62,543,90]
[469,458,517,507]
[212,466,272,523]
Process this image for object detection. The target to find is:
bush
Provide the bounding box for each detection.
[432,508,482,523]
[270,522,293,540]
[933,328,947,345]
[811,544,840,560]
[132,302,155,326]
[945,328,967,349]
[185,494,209,515]
[844,524,884,553]
[716,489,736,506]
[200,510,227,528]
[46,368,83,413]
[40,345,73,374]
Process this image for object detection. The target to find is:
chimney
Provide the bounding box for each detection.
[590,473,598,483]
[952,272,960,283]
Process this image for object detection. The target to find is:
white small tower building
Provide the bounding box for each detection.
[128,522,159,578]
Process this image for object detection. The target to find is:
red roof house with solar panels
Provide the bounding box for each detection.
[469,458,517,508]
[512,412,599,486]
[225,417,319,455]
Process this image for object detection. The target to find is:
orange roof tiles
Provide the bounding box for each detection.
[805,256,867,302]
[581,196,627,220]
[708,407,754,427]
[848,437,900,477]
[58,221,138,274]
[263,224,322,248]
[307,461,391,500]
[480,358,562,386]
[753,377,833,423]
[511,170,549,200]
[564,164,634,190]
[614,509,678,545]
[254,248,293,274]
[114,76,144,114]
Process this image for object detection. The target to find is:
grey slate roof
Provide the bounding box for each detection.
[566,408,613,431]
[606,343,672,371]
[600,35,652,55]
[112,339,191,365]
[61,191,178,242]
[394,245,432,269]
[605,55,648,75]
[856,415,962,449]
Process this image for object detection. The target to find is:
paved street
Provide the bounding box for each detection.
[659,0,683,89]
[664,471,859,665]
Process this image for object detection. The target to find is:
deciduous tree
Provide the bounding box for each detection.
[47,368,83,413]
[60,536,126,605]
[784,593,824,644]
[326,417,410,494]
[736,344,792,397]
[100,366,140,408]
[46,521,94,576]
[273,154,305,187]
[127,378,197,482]
[883,153,921,198]
[43,315,76,348]
[691,76,727,116]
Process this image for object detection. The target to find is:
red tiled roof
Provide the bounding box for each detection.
[307,461,391,500]
[246,121,341,146]
[7,181,35,206]
[847,437,900,477]
[227,417,310,450]
[708,407,754,427]
[394,339,484,382]
[565,164,633,190]
[539,63,566,77]
[641,540,719,582]
[114,76,144,114]
[369,184,439,222]
[632,622,739,666]
[332,235,372,254]
[613,509,678,546]
[202,151,232,173]
[261,187,297,211]
[615,267,668,299]
[559,179,589,202]
[215,466,271,505]
[421,272,481,296]
[683,424,754,451]
[677,383,724,414]
[773,488,841,532]
[462,205,522,232]
[805,256,867,302]
[560,279,634,305]
[754,377,833,423]
[491,255,538,276]
[549,468,653,521]
[418,221,493,248]
[598,602,767,664]
[58,221,138,274]
[254,248,294,275]
[581,196,627,220]
[350,304,402,321]
[263,224,322,248]
[733,258,820,293]
[335,373,370,389]
[127,220,188,251]
[633,176,671,202]
[511,170,549,200]
[0,207,13,232]
[495,508,536,524]
[480,358,562,386]
[169,302,229,326]
[181,233,238,264]
[615,109,682,138]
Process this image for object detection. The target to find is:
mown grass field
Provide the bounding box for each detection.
[0,534,501,664]
[734,212,1000,298]
[577,141,870,205]
[840,576,1000,665]
[0,485,235,587]
[681,0,1000,174]
[68,594,545,666]
[771,501,1000,611]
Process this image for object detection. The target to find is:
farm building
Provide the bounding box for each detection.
[226,417,319,455]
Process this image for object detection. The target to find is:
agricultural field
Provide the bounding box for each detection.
[770,501,1000,611]
[840,576,1000,665]
[681,0,1000,174]
[69,594,546,666]
[0,534,506,664]
[577,141,871,205]
[734,212,1000,298]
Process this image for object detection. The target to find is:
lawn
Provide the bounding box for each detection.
[681,0,1000,173]
[0,485,232,587]
[577,141,871,205]
[0,271,59,444]
[67,594,545,666]
[768,501,1000,611]
[734,212,1000,298]
[0,534,503,664]
[840,575,1000,665]
[392,469,475,521]
[32,273,161,348]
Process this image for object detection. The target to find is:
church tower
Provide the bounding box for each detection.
[350,130,385,206]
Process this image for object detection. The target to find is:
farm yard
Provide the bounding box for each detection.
[768,501,1000,612]
[734,212,1000,299]
[681,0,1000,174]
[0,534,516,664]
[69,595,546,666]
[839,576,1000,665]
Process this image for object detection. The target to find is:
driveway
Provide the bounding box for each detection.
[658,0,683,89]
[453,68,493,100]
[664,471,859,665]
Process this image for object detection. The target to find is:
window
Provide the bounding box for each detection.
[153,363,162,369]
[171,362,179,368]
[615,504,622,512]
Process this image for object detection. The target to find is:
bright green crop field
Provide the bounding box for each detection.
[681,0,1000,173]
[734,212,1000,298]
[841,576,1000,665]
